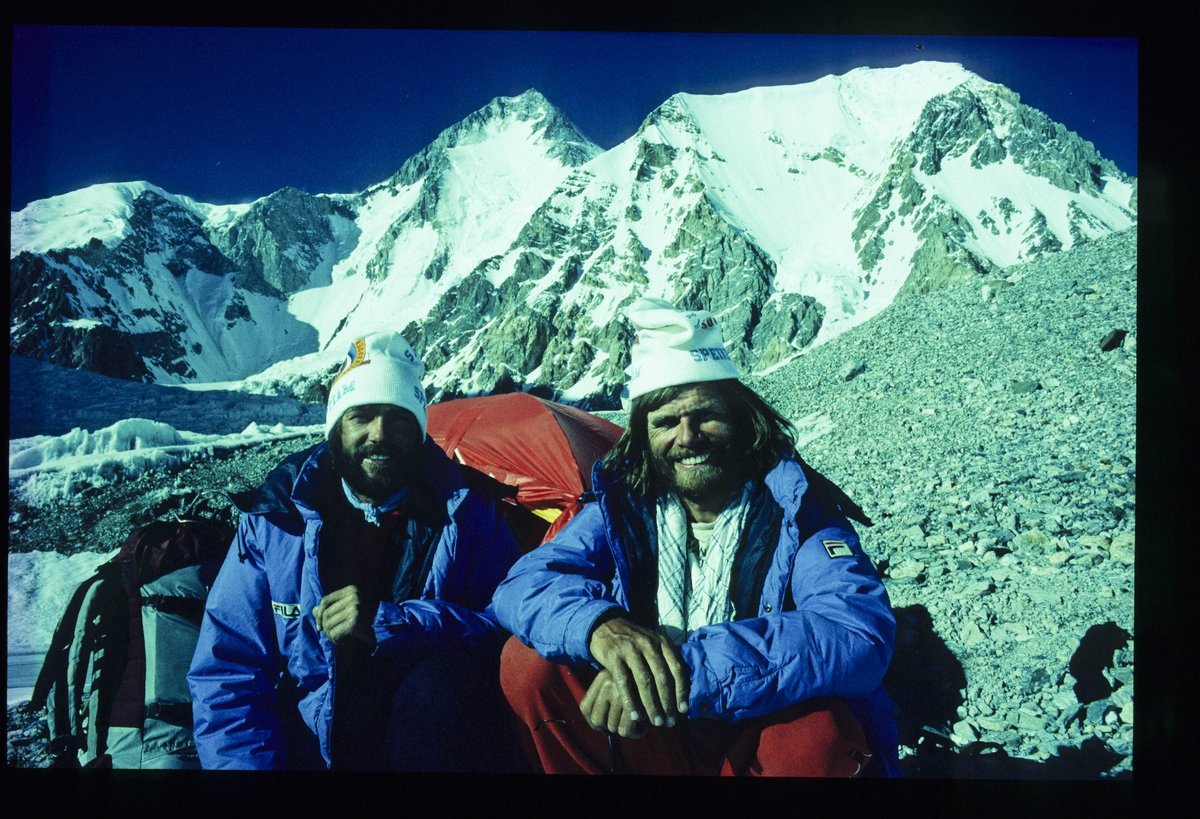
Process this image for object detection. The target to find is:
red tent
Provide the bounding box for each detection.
[426,393,624,549]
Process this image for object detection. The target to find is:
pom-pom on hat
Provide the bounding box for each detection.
[324,332,429,440]
[625,297,742,400]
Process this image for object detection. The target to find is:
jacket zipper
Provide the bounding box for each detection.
[306,518,339,769]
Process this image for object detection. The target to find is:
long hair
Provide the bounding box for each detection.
[602,379,797,498]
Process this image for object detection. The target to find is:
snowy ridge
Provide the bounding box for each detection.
[12,181,176,254]
[10,64,1135,406]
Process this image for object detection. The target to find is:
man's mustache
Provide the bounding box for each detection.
[667,448,718,461]
[355,444,407,459]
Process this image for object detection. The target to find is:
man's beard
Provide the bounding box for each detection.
[650,445,744,507]
[330,435,425,503]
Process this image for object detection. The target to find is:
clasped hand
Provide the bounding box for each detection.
[313,585,376,647]
[583,616,689,738]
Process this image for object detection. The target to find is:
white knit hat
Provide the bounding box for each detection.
[625,297,741,400]
[324,332,428,439]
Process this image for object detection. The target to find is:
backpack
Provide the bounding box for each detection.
[31,491,235,769]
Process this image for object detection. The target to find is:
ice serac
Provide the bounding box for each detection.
[10,65,1136,407]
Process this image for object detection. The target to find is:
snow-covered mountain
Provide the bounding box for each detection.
[9,63,1136,407]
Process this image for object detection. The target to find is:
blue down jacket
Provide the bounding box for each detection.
[188,439,519,769]
[492,455,901,776]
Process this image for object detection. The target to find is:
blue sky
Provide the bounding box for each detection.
[10,27,1137,211]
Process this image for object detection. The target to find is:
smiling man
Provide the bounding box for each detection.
[188,332,523,771]
[493,298,902,777]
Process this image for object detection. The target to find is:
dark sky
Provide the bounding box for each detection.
[10,27,1137,211]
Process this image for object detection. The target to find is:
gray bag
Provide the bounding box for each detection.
[32,496,233,768]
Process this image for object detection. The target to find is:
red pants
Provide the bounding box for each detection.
[499,636,874,776]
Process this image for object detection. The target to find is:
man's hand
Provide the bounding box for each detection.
[313,585,376,647]
[588,616,689,728]
[580,669,648,739]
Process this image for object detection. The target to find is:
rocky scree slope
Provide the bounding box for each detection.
[750,227,1135,777]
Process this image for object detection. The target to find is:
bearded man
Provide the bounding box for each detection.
[493,298,901,777]
[188,332,523,771]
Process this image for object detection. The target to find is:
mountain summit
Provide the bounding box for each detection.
[10,64,1135,406]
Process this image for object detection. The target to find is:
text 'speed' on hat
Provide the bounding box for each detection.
[625,297,742,400]
[324,332,429,440]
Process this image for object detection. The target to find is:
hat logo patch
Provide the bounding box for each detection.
[330,338,370,389]
[822,539,853,558]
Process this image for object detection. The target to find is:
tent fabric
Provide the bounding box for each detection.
[426,393,623,543]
